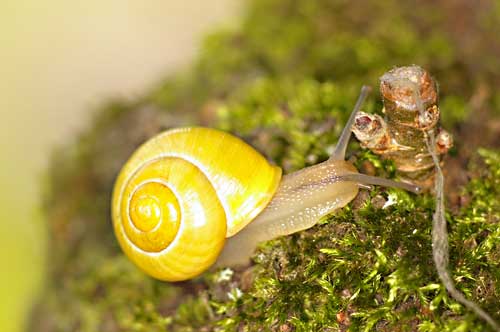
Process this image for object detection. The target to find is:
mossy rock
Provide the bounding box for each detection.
[31,0,500,331]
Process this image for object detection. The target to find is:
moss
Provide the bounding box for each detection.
[212,148,499,331]
[31,0,500,331]
[157,149,499,332]
[216,78,378,172]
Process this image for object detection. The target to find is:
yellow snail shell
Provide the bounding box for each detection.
[112,127,281,281]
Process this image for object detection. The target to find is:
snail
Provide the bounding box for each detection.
[111,86,421,282]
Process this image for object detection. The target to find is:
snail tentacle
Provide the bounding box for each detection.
[330,85,372,161]
[340,173,422,194]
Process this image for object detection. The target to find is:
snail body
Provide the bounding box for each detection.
[217,158,360,267]
[112,86,420,281]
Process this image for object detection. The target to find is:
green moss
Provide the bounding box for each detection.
[32,0,500,331]
[167,149,499,332]
[217,78,378,171]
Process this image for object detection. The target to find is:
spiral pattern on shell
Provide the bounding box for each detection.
[112,127,281,281]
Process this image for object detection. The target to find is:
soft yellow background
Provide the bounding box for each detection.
[0,1,239,331]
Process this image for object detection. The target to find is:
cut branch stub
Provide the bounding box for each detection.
[353,65,453,188]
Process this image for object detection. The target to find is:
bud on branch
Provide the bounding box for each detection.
[353,65,453,188]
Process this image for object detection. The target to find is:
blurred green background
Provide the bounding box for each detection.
[0,1,239,331]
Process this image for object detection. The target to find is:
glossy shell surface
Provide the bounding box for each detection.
[112,127,282,281]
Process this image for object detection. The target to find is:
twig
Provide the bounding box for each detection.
[352,66,453,189]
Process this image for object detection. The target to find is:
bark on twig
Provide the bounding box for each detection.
[353,65,453,188]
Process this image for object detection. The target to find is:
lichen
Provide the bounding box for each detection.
[31,0,500,331]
